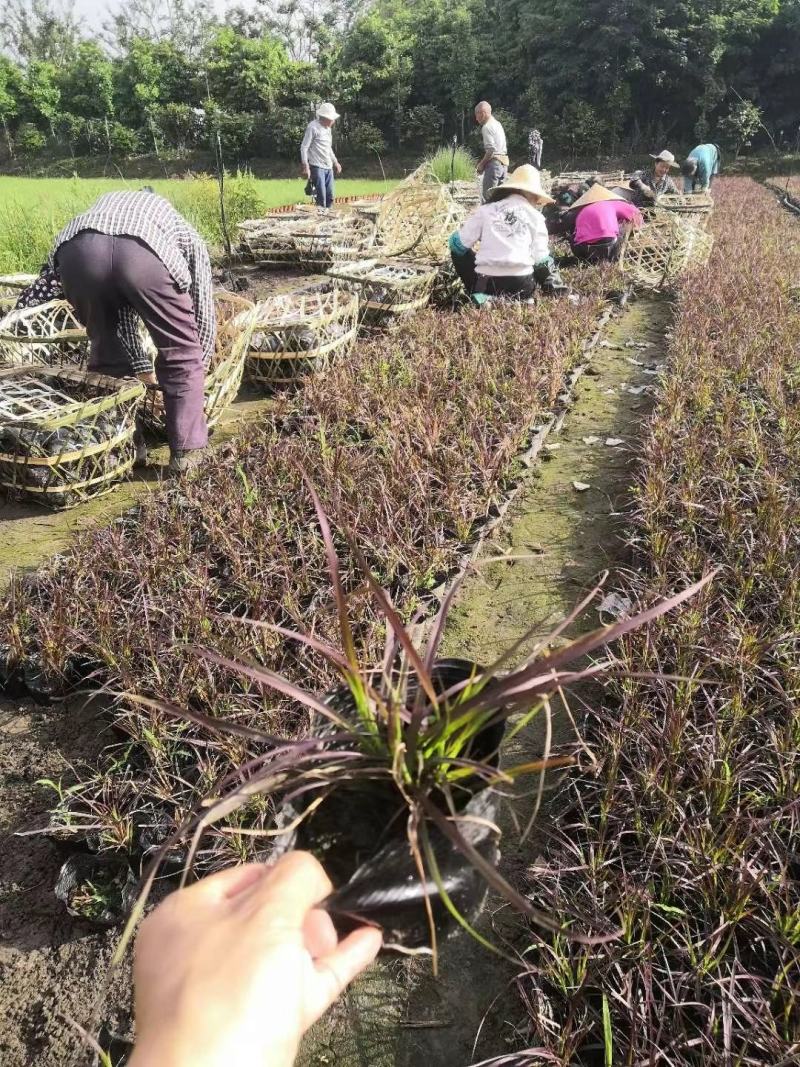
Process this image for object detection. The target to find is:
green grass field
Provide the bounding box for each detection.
[0,174,394,273]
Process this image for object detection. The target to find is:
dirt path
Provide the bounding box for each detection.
[298,295,671,1066]
[0,296,671,1067]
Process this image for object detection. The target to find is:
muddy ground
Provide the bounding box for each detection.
[0,296,670,1066]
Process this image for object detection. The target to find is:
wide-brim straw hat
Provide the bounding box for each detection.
[570,184,628,211]
[488,165,555,206]
[317,102,340,120]
[649,150,679,168]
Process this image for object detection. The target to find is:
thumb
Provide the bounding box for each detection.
[304,927,383,1028]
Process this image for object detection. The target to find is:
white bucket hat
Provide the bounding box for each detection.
[317,102,340,121]
[488,164,555,206]
[649,150,679,168]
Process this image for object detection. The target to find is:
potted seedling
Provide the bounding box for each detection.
[119,478,710,964]
[56,853,138,927]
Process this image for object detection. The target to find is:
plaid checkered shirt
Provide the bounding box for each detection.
[47,191,216,375]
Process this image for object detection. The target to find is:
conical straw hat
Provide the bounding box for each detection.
[488,165,555,206]
[570,184,627,211]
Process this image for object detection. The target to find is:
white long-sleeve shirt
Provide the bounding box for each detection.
[457,194,550,276]
[300,120,338,169]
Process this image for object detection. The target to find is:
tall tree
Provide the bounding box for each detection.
[0,56,22,156]
[0,0,80,66]
[21,59,61,138]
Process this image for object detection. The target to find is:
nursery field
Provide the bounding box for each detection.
[0,174,394,272]
[0,176,799,1066]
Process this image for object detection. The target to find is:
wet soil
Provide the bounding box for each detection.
[0,694,134,1067]
[0,295,671,1067]
[298,296,672,1066]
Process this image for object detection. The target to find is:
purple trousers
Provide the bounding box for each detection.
[56,231,207,451]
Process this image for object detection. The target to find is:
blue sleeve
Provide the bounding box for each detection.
[449,232,469,256]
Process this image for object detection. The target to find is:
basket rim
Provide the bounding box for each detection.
[0,364,145,430]
[326,257,439,284]
[252,287,358,329]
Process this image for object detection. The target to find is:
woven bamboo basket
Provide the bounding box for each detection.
[0,300,89,367]
[620,215,714,289]
[236,213,375,271]
[374,183,465,261]
[447,180,482,210]
[0,365,144,509]
[246,288,358,389]
[552,170,625,187]
[0,273,37,298]
[327,258,439,322]
[650,192,714,230]
[139,292,257,434]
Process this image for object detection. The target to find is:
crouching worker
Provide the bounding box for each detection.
[448,164,567,303]
[17,189,215,475]
[568,184,643,264]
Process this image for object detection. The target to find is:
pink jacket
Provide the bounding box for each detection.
[574,199,642,245]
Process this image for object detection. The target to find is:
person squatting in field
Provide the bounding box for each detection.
[449,164,569,302]
[565,183,643,263]
[15,189,215,475]
[629,149,681,204]
[301,103,342,209]
[475,101,509,203]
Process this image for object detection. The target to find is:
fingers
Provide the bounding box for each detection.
[302,908,338,958]
[304,927,383,1027]
[238,851,333,929]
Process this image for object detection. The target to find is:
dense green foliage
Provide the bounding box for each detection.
[0,0,798,165]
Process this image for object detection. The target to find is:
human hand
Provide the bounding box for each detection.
[476,161,486,175]
[334,162,342,175]
[128,852,382,1067]
[303,165,310,178]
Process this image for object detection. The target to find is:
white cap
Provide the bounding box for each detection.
[317,102,340,121]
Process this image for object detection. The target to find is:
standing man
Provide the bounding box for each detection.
[17,189,215,475]
[681,143,722,193]
[475,101,509,203]
[301,103,342,210]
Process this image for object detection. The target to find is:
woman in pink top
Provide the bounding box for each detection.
[569,184,643,263]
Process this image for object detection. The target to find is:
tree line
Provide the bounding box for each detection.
[0,0,798,167]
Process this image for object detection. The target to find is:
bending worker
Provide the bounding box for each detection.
[567,184,643,263]
[17,189,215,475]
[682,143,721,193]
[475,101,509,202]
[449,164,567,301]
[301,103,342,209]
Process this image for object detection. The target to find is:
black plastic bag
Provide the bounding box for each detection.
[55,853,138,928]
[284,659,506,949]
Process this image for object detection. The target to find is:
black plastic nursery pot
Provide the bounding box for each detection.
[55,852,138,928]
[286,658,506,950]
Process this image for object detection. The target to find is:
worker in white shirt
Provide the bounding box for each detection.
[448,164,568,302]
[475,101,509,203]
[300,103,342,209]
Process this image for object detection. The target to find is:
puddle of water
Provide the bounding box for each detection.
[299,296,673,1067]
[0,392,275,589]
